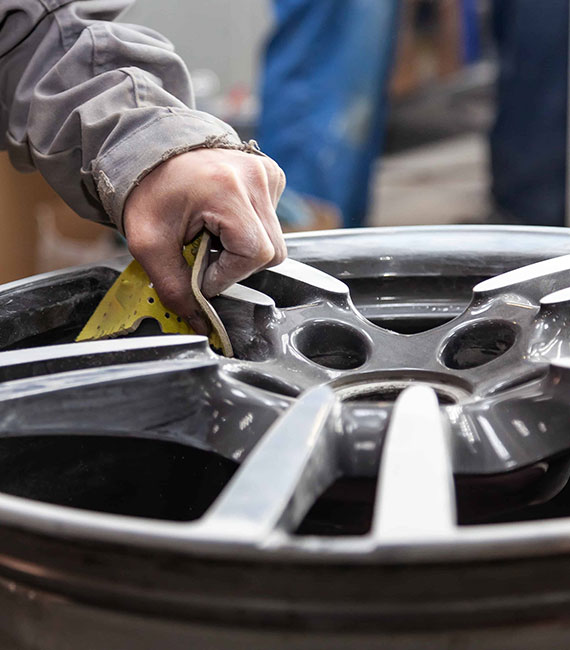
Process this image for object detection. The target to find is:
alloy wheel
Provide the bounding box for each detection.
[1,226,570,648]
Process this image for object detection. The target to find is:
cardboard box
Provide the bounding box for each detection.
[0,152,119,284]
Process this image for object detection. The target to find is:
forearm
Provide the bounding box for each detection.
[0,0,242,231]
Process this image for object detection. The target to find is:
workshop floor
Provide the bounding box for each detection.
[369,133,490,227]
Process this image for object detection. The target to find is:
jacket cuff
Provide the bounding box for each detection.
[92,108,243,234]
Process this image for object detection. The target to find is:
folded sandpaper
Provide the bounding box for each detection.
[76,231,233,357]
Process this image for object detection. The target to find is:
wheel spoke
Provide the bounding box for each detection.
[473,254,570,302]
[199,386,338,542]
[373,385,456,543]
[452,360,570,474]
[525,288,570,363]
[0,358,289,461]
[240,257,350,307]
[0,335,210,382]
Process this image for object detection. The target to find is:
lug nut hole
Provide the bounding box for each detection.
[442,320,516,370]
[294,322,368,370]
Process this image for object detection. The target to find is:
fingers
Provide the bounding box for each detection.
[123,148,288,315]
[262,156,287,208]
[202,210,276,297]
[247,160,288,267]
[200,156,287,297]
[127,234,210,335]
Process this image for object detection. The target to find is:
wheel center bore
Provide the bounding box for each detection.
[330,372,471,406]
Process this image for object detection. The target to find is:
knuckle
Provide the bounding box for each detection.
[208,162,239,188]
[264,157,285,180]
[246,157,268,185]
[276,166,286,192]
[255,240,275,266]
[273,242,288,265]
[264,162,286,198]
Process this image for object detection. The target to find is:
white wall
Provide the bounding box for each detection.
[121,0,273,94]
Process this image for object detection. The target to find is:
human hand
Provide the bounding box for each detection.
[123,148,287,334]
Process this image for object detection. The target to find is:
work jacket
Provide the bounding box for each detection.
[0,0,242,232]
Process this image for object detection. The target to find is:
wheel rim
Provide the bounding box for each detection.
[3,227,570,636]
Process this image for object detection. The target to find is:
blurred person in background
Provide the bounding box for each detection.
[490,0,568,227]
[257,0,400,229]
[259,0,570,230]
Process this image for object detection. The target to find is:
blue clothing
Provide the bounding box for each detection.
[461,0,480,64]
[491,0,568,226]
[258,0,399,227]
[260,0,569,228]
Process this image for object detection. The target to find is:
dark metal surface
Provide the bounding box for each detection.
[0,227,569,478]
[0,226,570,648]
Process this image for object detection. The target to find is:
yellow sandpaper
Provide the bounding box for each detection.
[76,232,233,357]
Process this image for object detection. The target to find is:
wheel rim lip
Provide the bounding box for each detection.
[1,486,570,564]
[2,225,570,564]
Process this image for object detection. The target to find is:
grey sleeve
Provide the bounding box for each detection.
[0,0,242,232]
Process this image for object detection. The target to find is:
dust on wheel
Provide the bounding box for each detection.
[1,226,570,649]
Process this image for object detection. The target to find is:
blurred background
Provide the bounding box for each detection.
[0,0,567,281]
